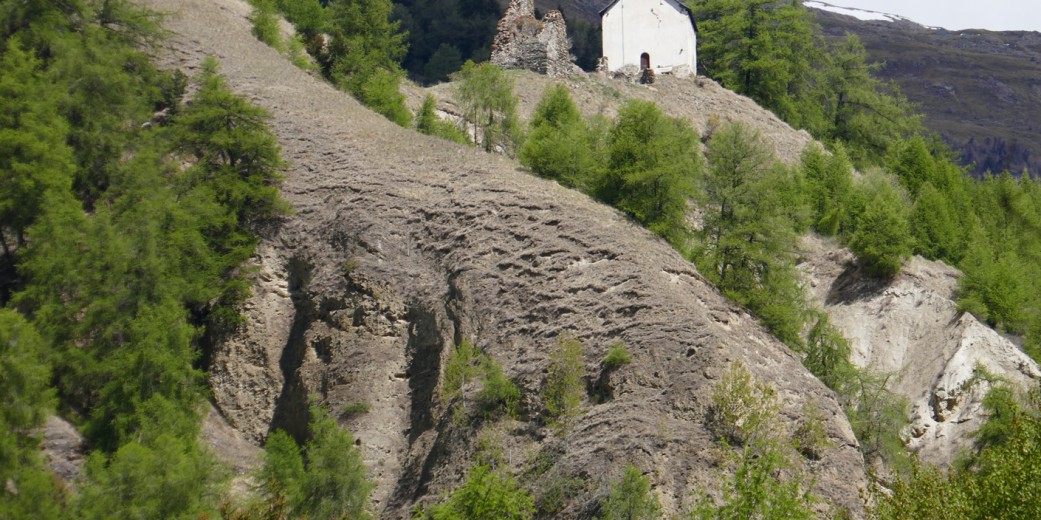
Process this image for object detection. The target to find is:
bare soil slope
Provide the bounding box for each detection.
[140,0,865,516]
[799,235,1041,466]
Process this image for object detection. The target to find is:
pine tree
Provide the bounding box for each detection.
[601,99,701,245]
[690,0,826,131]
[823,34,921,165]
[455,61,520,154]
[0,39,75,254]
[848,173,913,277]
[325,0,407,92]
[519,84,601,189]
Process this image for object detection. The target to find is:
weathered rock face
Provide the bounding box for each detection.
[38,416,84,488]
[141,0,868,516]
[798,235,1041,466]
[491,0,580,77]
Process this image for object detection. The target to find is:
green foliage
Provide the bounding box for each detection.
[275,0,327,39]
[519,84,602,190]
[249,0,283,50]
[0,39,75,253]
[875,388,1041,519]
[259,429,306,507]
[690,440,817,520]
[694,122,806,346]
[599,464,661,520]
[477,358,521,420]
[443,339,482,402]
[848,172,913,277]
[415,94,468,143]
[260,405,373,520]
[794,401,831,461]
[691,0,826,132]
[694,362,818,519]
[910,181,963,262]
[322,0,411,124]
[356,67,412,126]
[454,61,521,153]
[427,464,535,520]
[393,0,501,84]
[173,57,287,227]
[340,401,371,419]
[600,99,701,245]
[72,431,226,520]
[0,310,60,519]
[800,144,853,236]
[802,314,854,391]
[708,361,778,446]
[541,336,586,430]
[821,34,922,166]
[601,342,632,370]
[843,370,910,470]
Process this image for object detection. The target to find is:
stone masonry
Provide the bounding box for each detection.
[490,0,580,77]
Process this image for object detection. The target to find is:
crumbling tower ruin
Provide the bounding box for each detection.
[490,0,580,77]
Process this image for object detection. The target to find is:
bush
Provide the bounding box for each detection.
[258,405,373,520]
[249,0,282,50]
[599,464,660,520]
[848,172,913,278]
[689,440,817,520]
[443,340,481,402]
[340,401,370,419]
[416,94,468,144]
[357,68,411,127]
[477,359,521,419]
[427,464,534,520]
[708,361,777,446]
[519,84,601,189]
[542,336,586,429]
[601,342,632,369]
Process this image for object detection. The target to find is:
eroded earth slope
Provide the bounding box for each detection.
[139,0,866,516]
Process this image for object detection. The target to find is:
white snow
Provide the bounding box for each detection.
[804,1,939,28]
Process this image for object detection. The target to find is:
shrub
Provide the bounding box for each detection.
[848,171,913,278]
[599,464,660,520]
[416,94,468,144]
[794,402,831,460]
[542,336,586,429]
[340,401,370,419]
[478,359,521,419]
[443,340,481,402]
[707,361,778,446]
[258,405,373,520]
[427,464,534,520]
[249,0,282,50]
[601,342,632,369]
[689,440,816,520]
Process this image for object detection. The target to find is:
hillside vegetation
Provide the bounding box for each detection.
[4,0,1041,518]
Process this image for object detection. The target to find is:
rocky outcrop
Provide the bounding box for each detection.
[38,416,84,488]
[141,0,868,516]
[799,235,1041,466]
[491,0,580,77]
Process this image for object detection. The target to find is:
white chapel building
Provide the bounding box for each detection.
[599,0,697,75]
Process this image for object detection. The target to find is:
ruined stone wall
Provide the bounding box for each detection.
[490,0,579,77]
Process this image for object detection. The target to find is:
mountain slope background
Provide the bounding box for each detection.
[811,6,1041,177]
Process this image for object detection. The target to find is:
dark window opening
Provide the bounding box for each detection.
[640,52,651,70]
